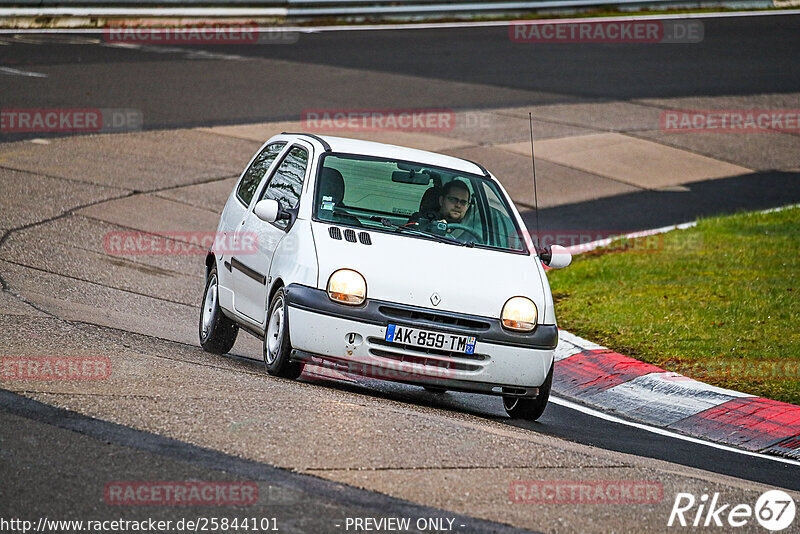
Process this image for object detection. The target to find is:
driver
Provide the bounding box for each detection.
[407,180,475,240]
[436,180,474,240]
[437,180,471,224]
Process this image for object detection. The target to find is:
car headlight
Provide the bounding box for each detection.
[501,296,537,332]
[327,269,367,305]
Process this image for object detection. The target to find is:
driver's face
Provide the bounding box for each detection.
[439,189,470,223]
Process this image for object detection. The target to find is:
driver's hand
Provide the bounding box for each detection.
[427,219,448,235]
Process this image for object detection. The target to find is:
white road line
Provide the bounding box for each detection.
[0,7,288,18]
[0,9,798,33]
[585,372,751,426]
[550,395,800,467]
[761,203,800,214]
[563,221,697,255]
[282,8,800,31]
[564,203,800,255]
[100,41,250,61]
[0,66,47,78]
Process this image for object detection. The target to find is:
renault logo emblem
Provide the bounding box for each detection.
[430,292,441,306]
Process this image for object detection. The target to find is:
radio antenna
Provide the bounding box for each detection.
[529,112,541,253]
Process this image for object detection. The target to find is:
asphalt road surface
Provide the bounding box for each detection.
[0,15,799,130]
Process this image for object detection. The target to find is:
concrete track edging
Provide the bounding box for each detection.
[551,207,800,460]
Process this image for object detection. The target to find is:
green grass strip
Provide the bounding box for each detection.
[548,205,800,405]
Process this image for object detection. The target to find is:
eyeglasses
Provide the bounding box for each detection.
[445,195,469,207]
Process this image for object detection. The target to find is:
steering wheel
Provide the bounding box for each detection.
[441,223,482,242]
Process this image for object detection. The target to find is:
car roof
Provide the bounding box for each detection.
[290,133,487,176]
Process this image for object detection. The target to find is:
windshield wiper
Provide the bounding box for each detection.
[369,216,472,247]
[331,207,359,218]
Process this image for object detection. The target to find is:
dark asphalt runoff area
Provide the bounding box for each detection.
[299,373,800,493]
[1,15,799,232]
[2,16,799,125]
[1,12,799,533]
[0,390,536,534]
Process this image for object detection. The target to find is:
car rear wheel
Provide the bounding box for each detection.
[263,287,304,379]
[502,362,553,421]
[199,266,238,354]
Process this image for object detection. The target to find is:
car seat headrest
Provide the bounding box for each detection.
[318,167,345,204]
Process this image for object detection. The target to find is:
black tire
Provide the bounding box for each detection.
[263,287,304,379]
[423,386,447,394]
[199,266,238,354]
[502,362,553,421]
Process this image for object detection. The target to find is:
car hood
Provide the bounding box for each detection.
[312,223,547,320]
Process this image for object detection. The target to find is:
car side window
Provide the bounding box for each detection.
[260,146,309,229]
[482,182,524,251]
[236,142,286,207]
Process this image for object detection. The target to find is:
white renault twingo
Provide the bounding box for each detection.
[200,133,570,420]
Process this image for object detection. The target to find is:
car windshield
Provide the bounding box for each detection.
[313,153,528,253]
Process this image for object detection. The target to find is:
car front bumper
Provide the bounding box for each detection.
[284,284,556,397]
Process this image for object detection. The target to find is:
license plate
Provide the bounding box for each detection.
[385,324,476,354]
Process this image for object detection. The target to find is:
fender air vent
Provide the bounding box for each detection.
[358,232,372,245]
[343,229,357,242]
[328,227,342,240]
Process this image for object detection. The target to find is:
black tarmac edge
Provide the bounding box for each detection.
[0,388,540,534]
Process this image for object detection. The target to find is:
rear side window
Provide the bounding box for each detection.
[236,142,285,207]
[260,146,309,229]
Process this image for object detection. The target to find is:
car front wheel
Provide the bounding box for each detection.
[199,266,238,354]
[502,362,553,421]
[263,287,304,379]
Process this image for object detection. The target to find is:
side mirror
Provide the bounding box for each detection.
[254,199,290,223]
[540,244,571,269]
